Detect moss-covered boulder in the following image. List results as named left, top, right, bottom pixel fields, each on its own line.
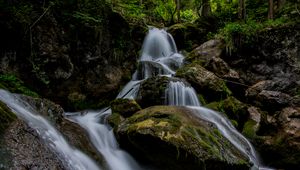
left=112, top=106, right=250, bottom=170
left=110, top=98, right=141, bottom=117
left=205, top=96, right=249, bottom=130
left=176, top=63, right=231, bottom=102
left=136, top=76, right=171, bottom=108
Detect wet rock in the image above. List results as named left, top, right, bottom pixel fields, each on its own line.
left=206, top=56, right=240, bottom=80
left=176, top=63, right=231, bottom=102
left=186, top=39, right=225, bottom=64
left=17, top=95, right=102, bottom=164
left=205, top=96, right=248, bottom=130
left=257, top=90, right=291, bottom=108
left=111, top=98, right=141, bottom=118
left=113, top=106, right=250, bottom=170
left=246, top=81, right=293, bottom=111
left=3, top=120, right=65, bottom=169
left=254, top=107, right=300, bottom=169
left=242, top=107, right=263, bottom=139
left=136, top=76, right=172, bottom=108
left=0, top=101, right=17, bottom=135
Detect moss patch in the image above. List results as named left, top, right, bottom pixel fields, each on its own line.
left=110, top=98, right=141, bottom=117
left=0, top=74, right=38, bottom=97
left=242, top=120, right=257, bottom=139
left=0, top=101, right=17, bottom=135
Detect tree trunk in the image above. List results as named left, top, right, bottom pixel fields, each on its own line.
left=176, top=0, right=180, bottom=22
left=268, top=0, right=274, bottom=19
left=201, top=0, right=211, bottom=17
left=238, top=0, right=246, bottom=20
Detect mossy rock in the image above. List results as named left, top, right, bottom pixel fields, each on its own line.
left=0, top=101, right=17, bottom=135
left=114, top=106, right=250, bottom=170
left=110, top=98, right=141, bottom=117
left=242, top=120, right=258, bottom=140
left=167, top=23, right=206, bottom=51
left=176, top=63, right=231, bottom=102
left=136, top=76, right=171, bottom=108
left=205, top=97, right=249, bottom=130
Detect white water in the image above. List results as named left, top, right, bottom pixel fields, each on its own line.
left=109, top=27, right=265, bottom=169
left=166, top=81, right=200, bottom=106
left=65, top=109, right=141, bottom=170
left=0, top=90, right=100, bottom=170
left=0, top=27, right=268, bottom=170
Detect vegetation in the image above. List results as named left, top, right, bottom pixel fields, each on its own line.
left=0, top=74, right=38, bottom=97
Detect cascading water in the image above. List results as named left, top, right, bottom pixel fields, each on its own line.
left=65, top=109, right=141, bottom=170
left=0, top=90, right=100, bottom=170
left=166, top=81, right=200, bottom=106
left=109, top=27, right=266, bottom=169
left=0, top=27, right=270, bottom=170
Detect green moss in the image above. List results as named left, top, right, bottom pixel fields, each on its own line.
left=205, top=101, right=224, bottom=112
left=198, top=94, right=207, bottom=105
left=242, top=120, right=257, bottom=139
left=230, top=119, right=238, bottom=128
left=0, top=74, right=38, bottom=97
left=110, top=98, right=141, bottom=117
left=108, top=112, right=122, bottom=128
left=0, top=101, right=17, bottom=135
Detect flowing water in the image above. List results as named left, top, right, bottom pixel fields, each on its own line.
left=0, top=27, right=269, bottom=169
left=0, top=90, right=100, bottom=170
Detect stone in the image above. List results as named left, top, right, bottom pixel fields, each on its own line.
left=242, top=107, right=262, bottom=139
left=112, top=106, right=250, bottom=170
left=136, top=76, right=174, bottom=108
left=254, top=107, right=300, bottom=169
left=186, top=39, right=225, bottom=64
left=176, top=63, right=231, bottom=102
left=110, top=98, right=141, bottom=118
left=246, top=81, right=292, bottom=111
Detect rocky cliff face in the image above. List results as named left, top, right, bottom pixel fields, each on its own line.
left=184, top=25, right=300, bottom=169
left=0, top=0, right=145, bottom=111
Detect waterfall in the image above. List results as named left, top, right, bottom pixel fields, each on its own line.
left=110, top=27, right=265, bottom=169
left=65, top=109, right=141, bottom=170
left=166, top=81, right=200, bottom=106
left=0, top=27, right=270, bottom=170
left=0, top=90, right=100, bottom=170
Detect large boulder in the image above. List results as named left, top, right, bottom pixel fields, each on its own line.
left=246, top=81, right=293, bottom=111
left=176, top=63, right=231, bottom=102
left=110, top=98, right=141, bottom=118
left=205, top=96, right=249, bottom=130
left=2, top=120, right=65, bottom=169
left=0, top=92, right=103, bottom=168
left=111, top=106, right=251, bottom=170
left=186, top=39, right=225, bottom=64
left=252, top=107, right=300, bottom=169
left=136, top=76, right=190, bottom=108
